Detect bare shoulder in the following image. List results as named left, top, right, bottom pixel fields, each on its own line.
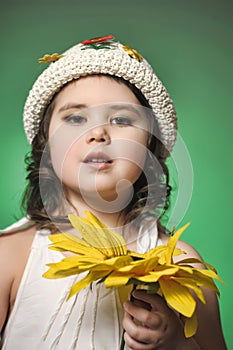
left=0, top=225, right=36, bottom=268
left=0, top=224, right=36, bottom=332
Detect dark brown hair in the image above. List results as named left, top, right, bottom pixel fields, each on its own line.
left=21, top=75, right=171, bottom=234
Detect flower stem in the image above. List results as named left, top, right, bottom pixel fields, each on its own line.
left=119, top=333, right=125, bottom=350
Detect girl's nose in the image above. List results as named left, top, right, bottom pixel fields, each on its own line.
left=86, top=126, right=111, bottom=144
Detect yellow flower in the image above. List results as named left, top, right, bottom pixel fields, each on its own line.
left=105, top=223, right=222, bottom=337
left=43, top=211, right=133, bottom=299
left=43, top=212, right=223, bottom=338
left=121, top=44, right=143, bottom=62
left=38, top=53, right=64, bottom=63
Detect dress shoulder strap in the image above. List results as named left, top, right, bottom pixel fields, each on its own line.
left=137, top=219, right=161, bottom=253
left=0, top=217, right=35, bottom=236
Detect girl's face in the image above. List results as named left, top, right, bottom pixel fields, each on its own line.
left=48, top=75, right=149, bottom=212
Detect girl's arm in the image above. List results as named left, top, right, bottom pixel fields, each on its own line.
left=0, top=227, right=35, bottom=334
left=122, top=240, right=227, bottom=350
left=0, top=235, right=15, bottom=333
left=175, top=240, right=227, bottom=350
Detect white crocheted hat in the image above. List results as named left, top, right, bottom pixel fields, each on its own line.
left=23, top=35, right=177, bottom=151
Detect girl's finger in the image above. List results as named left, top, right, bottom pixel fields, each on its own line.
left=124, top=299, right=163, bottom=330
left=123, top=311, right=161, bottom=349
left=131, top=289, right=172, bottom=315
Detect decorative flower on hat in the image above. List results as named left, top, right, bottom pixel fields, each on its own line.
left=81, top=35, right=116, bottom=50
left=38, top=53, right=64, bottom=63
left=81, top=35, right=115, bottom=45
left=121, top=44, right=143, bottom=62
left=43, top=211, right=222, bottom=340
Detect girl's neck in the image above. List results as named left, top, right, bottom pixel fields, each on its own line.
left=60, top=190, right=139, bottom=250
left=63, top=189, right=131, bottom=229
left=65, top=198, right=126, bottom=230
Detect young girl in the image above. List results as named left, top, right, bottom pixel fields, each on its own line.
left=0, top=35, right=227, bottom=350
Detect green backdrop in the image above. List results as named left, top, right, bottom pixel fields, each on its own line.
left=1, top=0, right=232, bottom=347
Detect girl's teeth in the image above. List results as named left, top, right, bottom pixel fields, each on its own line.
left=89, top=159, right=109, bottom=163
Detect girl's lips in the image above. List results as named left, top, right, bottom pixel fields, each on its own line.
left=83, top=152, right=113, bottom=170
left=84, top=161, right=113, bottom=170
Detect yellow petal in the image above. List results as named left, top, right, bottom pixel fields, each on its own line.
left=170, top=267, right=220, bottom=297
left=129, top=251, right=145, bottom=259
left=49, top=238, right=104, bottom=258
left=43, top=265, right=81, bottom=278
left=170, top=264, right=194, bottom=274
left=184, top=312, right=198, bottom=338
left=49, top=233, right=86, bottom=245
left=118, top=285, right=132, bottom=305
left=84, top=211, right=127, bottom=249
left=159, top=277, right=196, bottom=317
left=90, top=255, right=132, bottom=271
left=117, top=256, right=158, bottom=274
left=85, top=211, right=108, bottom=228
left=165, top=223, right=190, bottom=264
left=104, top=272, right=132, bottom=287
left=145, top=245, right=184, bottom=261
left=144, top=246, right=167, bottom=259
left=42, top=267, right=62, bottom=279
left=139, top=266, right=179, bottom=281
left=171, top=277, right=205, bottom=303
left=105, top=263, right=180, bottom=287
left=178, top=257, right=219, bottom=274
left=124, top=265, right=178, bottom=284
left=43, top=253, right=101, bottom=276
left=67, top=270, right=107, bottom=299
left=84, top=211, right=127, bottom=256
left=38, top=53, right=64, bottom=63
left=48, top=232, right=105, bottom=256
left=43, top=262, right=90, bottom=278
left=69, top=214, right=109, bottom=251
left=50, top=253, right=100, bottom=266
left=84, top=210, right=125, bottom=249
left=193, top=268, right=222, bottom=282
left=68, top=212, right=127, bottom=257
left=192, top=270, right=221, bottom=296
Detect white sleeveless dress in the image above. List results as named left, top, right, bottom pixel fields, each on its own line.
left=0, top=218, right=160, bottom=350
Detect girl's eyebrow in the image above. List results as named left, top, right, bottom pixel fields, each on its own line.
left=57, top=102, right=142, bottom=117
left=108, top=104, right=142, bottom=117
left=58, top=103, right=88, bottom=113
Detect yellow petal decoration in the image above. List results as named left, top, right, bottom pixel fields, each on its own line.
left=38, top=53, right=64, bottom=63
left=121, top=44, right=143, bottom=62
left=43, top=211, right=223, bottom=338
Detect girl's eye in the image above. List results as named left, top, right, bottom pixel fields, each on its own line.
left=64, top=115, right=86, bottom=124
left=111, top=116, right=133, bottom=126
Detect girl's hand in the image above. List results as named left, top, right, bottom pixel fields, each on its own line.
left=122, top=289, right=199, bottom=350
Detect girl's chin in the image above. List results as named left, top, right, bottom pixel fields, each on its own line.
left=79, top=189, right=123, bottom=203
left=66, top=186, right=133, bottom=213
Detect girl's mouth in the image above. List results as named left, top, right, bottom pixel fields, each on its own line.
left=83, top=152, right=113, bottom=169
left=84, top=158, right=112, bottom=164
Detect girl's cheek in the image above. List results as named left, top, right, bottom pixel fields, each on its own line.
left=115, top=138, right=147, bottom=169
left=49, top=139, right=77, bottom=179
left=48, top=122, right=85, bottom=176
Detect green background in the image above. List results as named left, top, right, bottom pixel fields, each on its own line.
left=0, top=0, right=232, bottom=347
